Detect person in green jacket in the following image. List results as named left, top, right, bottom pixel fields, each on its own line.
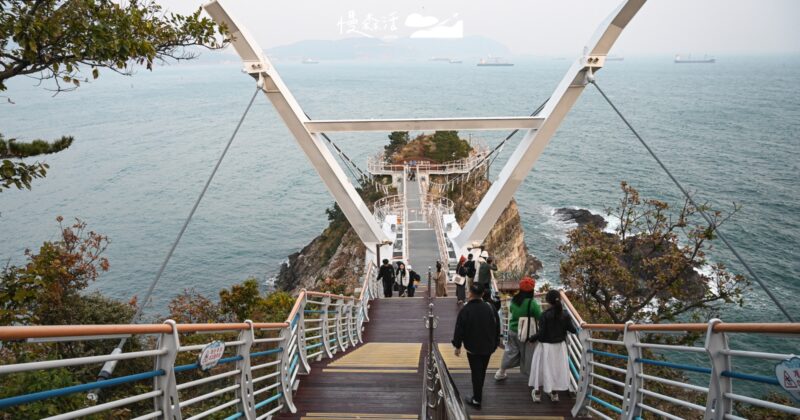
left=495, top=277, right=541, bottom=380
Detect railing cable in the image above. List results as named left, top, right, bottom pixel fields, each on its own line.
left=590, top=80, right=794, bottom=323
left=90, top=87, right=262, bottom=391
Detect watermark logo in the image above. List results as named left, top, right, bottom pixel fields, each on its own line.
left=337, top=10, right=463, bottom=39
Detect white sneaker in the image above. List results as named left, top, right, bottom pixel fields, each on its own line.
left=550, top=391, right=559, bottom=402
left=494, top=370, right=507, bottom=381
left=531, top=390, right=541, bottom=403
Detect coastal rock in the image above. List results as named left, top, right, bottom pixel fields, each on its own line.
left=555, top=208, right=607, bottom=229
left=446, top=170, right=542, bottom=276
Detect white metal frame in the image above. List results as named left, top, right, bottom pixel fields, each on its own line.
left=202, top=0, right=646, bottom=254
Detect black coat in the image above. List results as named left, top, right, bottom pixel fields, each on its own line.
left=464, top=260, right=476, bottom=278
left=531, top=307, right=577, bottom=344
left=452, top=299, right=499, bottom=355
left=377, top=264, right=395, bottom=282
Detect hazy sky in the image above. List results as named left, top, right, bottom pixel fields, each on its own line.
left=159, top=0, right=800, bottom=56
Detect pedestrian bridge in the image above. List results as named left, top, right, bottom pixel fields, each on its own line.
left=1, top=174, right=799, bottom=420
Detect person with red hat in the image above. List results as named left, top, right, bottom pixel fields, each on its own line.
left=495, top=276, right=541, bottom=381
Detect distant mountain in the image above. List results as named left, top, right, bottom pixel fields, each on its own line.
left=266, top=36, right=512, bottom=61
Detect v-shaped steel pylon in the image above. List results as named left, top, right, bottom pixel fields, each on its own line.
left=203, top=0, right=646, bottom=253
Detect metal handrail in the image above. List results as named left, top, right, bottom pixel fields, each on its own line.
left=428, top=344, right=470, bottom=420
left=0, top=252, right=386, bottom=419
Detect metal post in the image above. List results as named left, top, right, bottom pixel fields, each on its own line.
left=345, top=300, right=357, bottom=347
left=334, top=299, right=347, bottom=352
left=571, top=328, right=594, bottom=418
left=154, top=320, right=182, bottom=420
left=427, top=267, right=432, bottom=300
left=297, top=294, right=311, bottom=375
left=321, top=297, right=334, bottom=358
left=704, top=319, right=732, bottom=420
left=278, top=326, right=297, bottom=413
left=235, top=320, right=257, bottom=420
left=622, top=321, right=643, bottom=420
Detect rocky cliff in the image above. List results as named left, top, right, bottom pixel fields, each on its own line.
left=440, top=169, right=542, bottom=276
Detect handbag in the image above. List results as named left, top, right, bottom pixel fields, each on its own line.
left=453, top=274, right=466, bottom=286
left=517, top=299, right=537, bottom=341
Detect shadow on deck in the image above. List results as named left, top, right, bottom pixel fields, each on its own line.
left=276, top=297, right=580, bottom=420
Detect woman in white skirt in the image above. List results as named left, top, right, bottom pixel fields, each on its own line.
left=527, top=289, right=577, bottom=402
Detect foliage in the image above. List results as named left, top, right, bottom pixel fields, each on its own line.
left=0, top=132, right=73, bottom=192
left=168, top=288, right=221, bottom=324
left=0, top=216, right=110, bottom=325
left=560, top=182, right=748, bottom=326
left=0, top=0, right=228, bottom=92
left=426, top=130, right=470, bottom=162
left=219, top=278, right=263, bottom=321
left=384, top=131, right=409, bottom=159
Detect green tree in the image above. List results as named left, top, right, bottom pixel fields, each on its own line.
left=559, top=182, right=748, bottom=326
left=384, top=131, right=409, bottom=159
left=428, top=130, right=470, bottom=162
left=0, top=133, right=73, bottom=192
left=0, top=0, right=228, bottom=191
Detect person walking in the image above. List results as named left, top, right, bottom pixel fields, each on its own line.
left=395, top=262, right=410, bottom=297
left=452, top=284, right=500, bottom=409
left=495, top=277, right=541, bottom=380
left=407, top=265, right=420, bottom=297
left=377, top=259, right=395, bottom=298
left=464, top=253, right=477, bottom=290
left=435, top=261, right=448, bottom=297
left=528, top=290, right=577, bottom=403
left=454, top=256, right=467, bottom=304
left=476, top=252, right=497, bottom=292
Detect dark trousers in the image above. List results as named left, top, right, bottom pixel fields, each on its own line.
left=407, top=285, right=416, bottom=297
left=467, top=352, right=492, bottom=402
left=382, top=279, right=393, bottom=298
left=456, top=283, right=466, bottom=301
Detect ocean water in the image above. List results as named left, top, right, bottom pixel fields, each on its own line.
left=1, top=56, right=798, bottom=331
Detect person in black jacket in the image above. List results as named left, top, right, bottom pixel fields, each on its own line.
left=407, top=265, right=420, bottom=297
left=377, top=259, right=395, bottom=298
left=463, top=253, right=477, bottom=289
left=452, top=284, right=500, bottom=408
left=527, top=289, right=577, bottom=403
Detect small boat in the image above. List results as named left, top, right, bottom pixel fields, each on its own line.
left=448, top=59, right=462, bottom=64
left=301, top=58, right=319, bottom=64
left=674, top=54, right=715, bottom=64
left=429, top=57, right=452, bottom=62
left=477, top=56, right=514, bottom=66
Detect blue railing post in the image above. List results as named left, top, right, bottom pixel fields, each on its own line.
left=278, top=324, right=297, bottom=413
left=704, top=319, right=732, bottom=420
left=571, top=328, right=594, bottom=418
left=235, top=320, right=257, bottom=419
left=154, top=320, right=182, bottom=419
left=622, top=321, right=643, bottom=420
left=321, top=296, right=334, bottom=359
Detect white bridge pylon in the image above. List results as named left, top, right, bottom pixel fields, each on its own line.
left=203, top=0, right=646, bottom=253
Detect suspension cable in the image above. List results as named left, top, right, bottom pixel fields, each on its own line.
left=90, top=87, right=262, bottom=389
left=590, top=81, right=794, bottom=322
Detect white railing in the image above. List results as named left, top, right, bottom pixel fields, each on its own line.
left=571, top=320, right=800, bottom=420
left=0, top=265, right=382, bottom=419
left=367, top=146, right=489, bottom=176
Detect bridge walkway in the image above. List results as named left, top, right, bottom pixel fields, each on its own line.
left=275, top=177, right=578, bottom=419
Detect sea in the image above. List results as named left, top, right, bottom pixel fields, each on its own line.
left=1, top=55, right=798, bottom=343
